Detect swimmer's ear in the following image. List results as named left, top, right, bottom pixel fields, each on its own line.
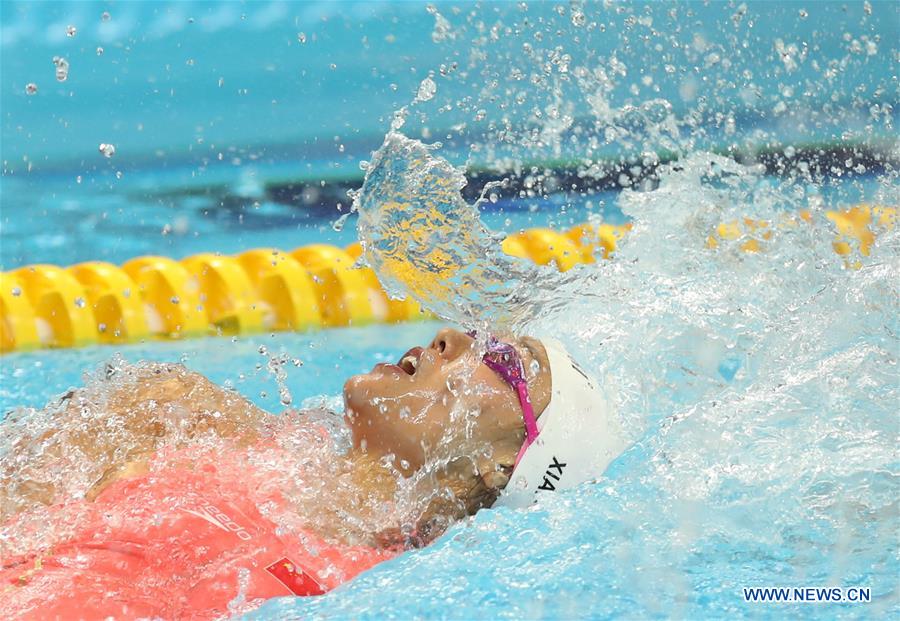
left=480, top=468, right=511, bottom=493
left=465, top=459, right=513, bottom=511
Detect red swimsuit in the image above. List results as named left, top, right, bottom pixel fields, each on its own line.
left=2, top=450, right=399, bottom=620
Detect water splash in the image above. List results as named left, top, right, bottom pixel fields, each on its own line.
left=427, top=4, right=455, bottom=43
left=354, top=131, right=576, bottom=331
left=0, top=346, right=500, bottom=563
left=52, top=56, right=69, bottom=82
left=2, top=2, right=899, bottom=618
left=415, top=76, right=437, bottom=103
left=290, top=134, right=898, bottom=618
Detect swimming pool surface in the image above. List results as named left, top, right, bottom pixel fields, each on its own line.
left=2, top=1, right=898, bottom=619
left=2, top=173, right=896, bottom=620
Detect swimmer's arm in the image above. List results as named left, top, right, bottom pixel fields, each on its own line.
left=85, top=458, right=152, bottom=501
left=79, top=365, right=271, bottom=500
left=3, top=364, right=270, bottom=517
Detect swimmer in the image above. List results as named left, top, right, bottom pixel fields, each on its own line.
left=1, top=328, right=627, bottom=619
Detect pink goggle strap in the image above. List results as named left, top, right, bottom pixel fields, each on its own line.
left=477, top=335, right=540, bottom=468
left=513, top=381, right=538, bottom=467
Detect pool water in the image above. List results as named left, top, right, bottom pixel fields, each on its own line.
left=2, top=1, right=898, bottom=620
left=0, top=169, right=617, bottom=270
left=2, top=170, right=896, bottom=620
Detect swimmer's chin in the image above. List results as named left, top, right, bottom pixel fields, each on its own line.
left=342, top=373, right=367, bottom=411
left=343, top=368, right=397, bottom=410
left=342, top=373, right=374, bottom=431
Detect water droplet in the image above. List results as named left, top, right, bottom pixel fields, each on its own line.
left=170, top=296, right=180, bottom=304
left=11, top=287, right=22, bottom=297
left=297, top=32, right=307, bottom=44
left=329, top=63, right=337, bottom=70
left=291, top=358, right=303, bottom=367
left=96, top=46, right=104, bottom=56
left=258, top=345, right=268, bottom=355
left=52, top=56, right=69, bottom=82
left=101, top=11, right=111, bottom=21
left=332, top=211, right=351, bottom=232
left=98, top=143, right=116, bottom=158
left=25, top=83, right=38, bottom=95
left=571, top=10, right=586, bottom=27
left=74, top=297, right=86, bottom=308
left=76, top=175, right=82, bottom=184
left=66, top=25, right=77, bottom=37
left=416, top=76, right=436, bottom=102
left=798, top=8, right=808, bottom=19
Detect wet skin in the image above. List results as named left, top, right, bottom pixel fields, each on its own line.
left=3, top=328, right=551, bottom=520
left=343, top=328, right=552, bottom=475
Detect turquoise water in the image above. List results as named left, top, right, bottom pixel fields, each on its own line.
left=0, top=170, right=612, bottom=269
left=2, top=168, right=897, bottom=621
left=2, top=1, right=898, bottom=620
left=2, top=1, right=895, bottom=169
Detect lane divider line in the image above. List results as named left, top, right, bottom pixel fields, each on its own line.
left=0, top=206, right=893, bottom=353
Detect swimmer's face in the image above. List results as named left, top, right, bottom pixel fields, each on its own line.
left=343, top=328, right=551, bottom=474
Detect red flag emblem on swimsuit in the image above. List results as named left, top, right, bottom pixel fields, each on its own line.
left=265, top=557, right=325, bottom=596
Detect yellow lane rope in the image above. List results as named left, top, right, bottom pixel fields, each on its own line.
left=0, top=206, right=894, bottom=353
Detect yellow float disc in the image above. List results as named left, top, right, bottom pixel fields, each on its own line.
left=122, top=256, right=207, bottom=338
left=9, top=265, right=97, bottom=348
left=504, top=228, right=582, bottom=272
left=0, top=272, right=40, bottom=352
left=236, top=249, right=322, bottom=331
left=291, top=245, right=374, bottom=327
left=180, top=253, right=265, bottom=335
left=68, top=261, right=150, bottom=344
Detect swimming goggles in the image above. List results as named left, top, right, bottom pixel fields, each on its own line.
left=468, top=331, right=539, bottom=467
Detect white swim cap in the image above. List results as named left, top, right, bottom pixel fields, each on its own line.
left=495, top=337, right=629, bottom=509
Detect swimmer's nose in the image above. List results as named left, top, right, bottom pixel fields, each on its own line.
left=429, top=328, right=473, bottom=361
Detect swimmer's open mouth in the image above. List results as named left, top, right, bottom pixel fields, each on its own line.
left=398, top=347, right=423, bottom=375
